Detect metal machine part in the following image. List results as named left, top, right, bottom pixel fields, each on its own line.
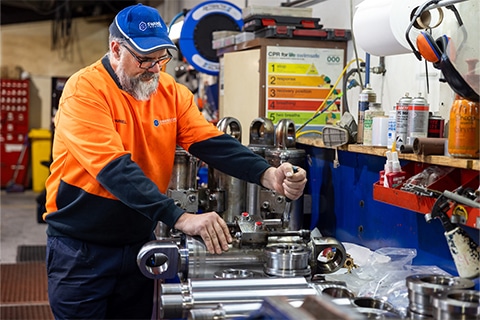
left=247, top=117, right=275, bottom=157
left=431, top=289, right=480, bottom=319
left=136, top=240, right=180, bottom=280
left=406, top=274, right=475, bottom=317
left=246, top=117, right=275, bottom=217
left=186, top=302, right=305, bottom=320
left=168, top=147, right=198, bottom=190
left=143, top=117, right=349, bottom=319
left=309, top=228, right=348, bottom=275
left=178, top=236, right=265, bottom=280
left=315, top=282, right=355, bottom=299
left=207, top=117, right=246, bottom=223
left=351, top=297, right=401, bottom=318
left=235, top=216, right=310, bottom=247
left=264, top=243, right=311, bottom=277
left=167, top=147, right=199, bottom=213
left=134, top=234, right=473, bottom=319
left=137, top=227, right=347, bottom=283
left=264, top=119, right=306, bottom=230
left=159, top=276, right=317, bottom=319
left=166, top=117, right=309, bottom=232
left=162, top=277, right=310, bottom=295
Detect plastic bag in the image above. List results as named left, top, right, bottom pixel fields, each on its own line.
left=401, top=166, right=453, bottom=189
left=325, top=244, right=450, bottom=318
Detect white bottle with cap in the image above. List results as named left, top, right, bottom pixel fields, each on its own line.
left=363, top=102, right=384, bottom=146
left=385, top=151, right=406, bottom=188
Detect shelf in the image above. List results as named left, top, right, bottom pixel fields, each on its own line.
left=297, top=136, right=480, bottom=229
left=297, top=136, right=480, bottom=171
left=372, top=164, right=479, bottom=229
left=217, top=37, right=348, bottom=56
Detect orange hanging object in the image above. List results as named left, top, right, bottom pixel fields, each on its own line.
left=448, top=97, right=479, bottom=158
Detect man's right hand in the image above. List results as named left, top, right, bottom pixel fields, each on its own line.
left=174, top=211, right=232, bottom=254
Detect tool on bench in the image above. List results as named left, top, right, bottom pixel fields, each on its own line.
left=425, top=188, right=480, bottom=279
left=282, top=165, right=298, bottom=229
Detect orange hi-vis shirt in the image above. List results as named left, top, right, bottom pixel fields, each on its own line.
left=44, top=56, right=270, bottom=245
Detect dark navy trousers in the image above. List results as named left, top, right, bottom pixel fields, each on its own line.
left=46, top=236, right=154, bottom=319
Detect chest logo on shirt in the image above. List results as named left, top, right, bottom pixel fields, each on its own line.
left=154, top=118, right=177, bottom=127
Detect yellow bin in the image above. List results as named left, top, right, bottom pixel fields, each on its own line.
left=28, top=129, right=52, bottom=192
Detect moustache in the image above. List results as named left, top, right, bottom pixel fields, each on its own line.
left=139, top=72, right=157, bottom=81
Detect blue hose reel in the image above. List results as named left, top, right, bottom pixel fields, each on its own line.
left=179, top=1, right=243, bottom=75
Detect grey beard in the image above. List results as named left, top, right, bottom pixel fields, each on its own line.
left=116, top=64, right=159, bottom=101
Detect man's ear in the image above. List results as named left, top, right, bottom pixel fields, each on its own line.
left=111, top=41, right=122, bottom=60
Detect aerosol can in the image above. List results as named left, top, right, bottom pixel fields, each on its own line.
left=357, top=85, right=376, bottom=144
left=395, top=93, right=412, bottom=150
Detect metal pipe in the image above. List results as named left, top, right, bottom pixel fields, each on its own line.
left=190, top=287, right=316, bottom=303
left=425, top=0, right=468, bottom=10
left=161, top=288, right=317, bottom=318
left=187, top=300, right=306, bottom=320
left=162, top=277, right=310, bottom=295
left=181, top=237, right=266, bottom=279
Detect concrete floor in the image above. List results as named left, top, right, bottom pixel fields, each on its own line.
left=0, top=190, right=47, bottom=264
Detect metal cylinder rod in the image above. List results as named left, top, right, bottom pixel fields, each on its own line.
left=161, top=276, right=310, bottom=295
left=190, top=276, right=309, bottom=291
left=188, top=300, right=306, bottom=320
left=189, top=287, right=317, bottom=304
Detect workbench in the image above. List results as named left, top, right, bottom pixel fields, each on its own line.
left=296, top=136, right=479, bottom=278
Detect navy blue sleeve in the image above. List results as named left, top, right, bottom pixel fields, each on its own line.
left=97, top=154, right=185, bottom=227
left=188, top=134, right=271, bottom=185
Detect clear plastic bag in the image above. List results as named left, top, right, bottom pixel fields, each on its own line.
left=325, top=244, right=451, bottom=318
left=401, top=166, right=453, bottom=189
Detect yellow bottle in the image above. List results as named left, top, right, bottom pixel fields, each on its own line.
left=447, top=97, right=479, bottom=158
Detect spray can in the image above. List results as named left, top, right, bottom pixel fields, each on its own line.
left=363, top=102, right=384, bottom=146
left=395, top=93, right=412, bottom=149
left=357, top=85, right=376, bottom=144
left=387, top=107, right=396, bottom=149
left=407, top=93, right=429, bottom=144
left=428, top=112, right=445, bottom=138
left=448, top=97, right=479, bottom=158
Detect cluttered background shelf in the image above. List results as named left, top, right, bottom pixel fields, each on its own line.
left=297, top=136, right=480, bottom=230
left=297, top=136, right=480, bottom=171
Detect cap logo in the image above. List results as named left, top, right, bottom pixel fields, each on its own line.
left=138, top=21, right=163, bottom=32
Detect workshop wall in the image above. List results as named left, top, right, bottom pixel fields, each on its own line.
left=0, top=0, right=476, bottom=131
left=1, top=19, right=109, bottom=129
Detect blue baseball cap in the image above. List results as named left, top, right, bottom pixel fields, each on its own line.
left=109, top=4, right=177, bottom=54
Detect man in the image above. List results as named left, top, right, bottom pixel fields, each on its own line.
left=44, top=4, right=307, bottom=319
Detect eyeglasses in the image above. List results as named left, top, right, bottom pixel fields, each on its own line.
left=122, top=45, right=172, bottom=70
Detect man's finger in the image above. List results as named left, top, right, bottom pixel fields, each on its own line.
left=201, top=231, right=215, bottom=254
left=214, top=220, right=230, bottom=251
left=219, top=219, right=233, bottom=243
left=208, top=226, right=223, bottom=254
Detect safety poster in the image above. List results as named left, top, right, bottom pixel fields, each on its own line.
left=265, top=46, right=344, bottom=129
